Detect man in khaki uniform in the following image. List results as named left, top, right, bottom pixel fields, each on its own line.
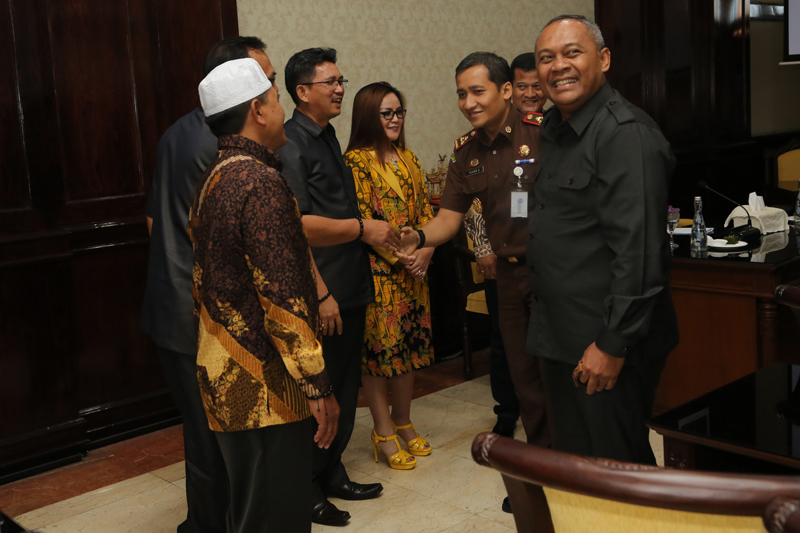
left=397, top=51, right=552, bottom=532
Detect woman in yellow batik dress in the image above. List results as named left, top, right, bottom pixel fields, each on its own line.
left=344, top=82, right=434, bottom=470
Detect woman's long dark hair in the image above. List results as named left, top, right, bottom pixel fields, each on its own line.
left=346, top=82, right=406, bottom=167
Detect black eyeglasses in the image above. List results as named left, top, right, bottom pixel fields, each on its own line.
left=302, top=78, right=348, bottom=89
left=379, top=109, right=407, bottom=120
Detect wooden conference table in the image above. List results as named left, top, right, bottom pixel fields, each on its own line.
left=656, top=229, right=800, bottom=414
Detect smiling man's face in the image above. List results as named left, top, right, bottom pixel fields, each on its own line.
left=535, top=19, right=610, bottom=120
left=456, top=65, right=511, bottom=134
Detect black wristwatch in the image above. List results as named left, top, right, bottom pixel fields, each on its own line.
left=415, top=229, right=426, bottom=249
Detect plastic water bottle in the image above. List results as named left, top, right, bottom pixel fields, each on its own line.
left=691, top=196, right=707, bottom=256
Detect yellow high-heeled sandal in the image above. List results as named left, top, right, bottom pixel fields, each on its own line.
left=370, top=430, right=416, bottom=470
left=393, top=421, right=432, bottom=456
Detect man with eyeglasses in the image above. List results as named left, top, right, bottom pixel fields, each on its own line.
left=277, top=47, right=394, bottom=527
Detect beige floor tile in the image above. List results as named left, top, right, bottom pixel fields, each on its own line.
left=441, top=514, right=515, bottom=532
left=355, top=406, right=371, bottom=420
left=368, top=450, right=506, bottom=515
left=172, top=478, right=187, bottom=490
left=401, top=393, right=499, bottom=449
left=35, top=482, right=186, bottom=533
left=435, top=378, right=496, bottom=408
left=150, top=461, right=186, bottom=483
left=15, top=473, right=169, bottom=531
left=650, top=429, right=665, bottom=467
left=314, top=474, right=474, bottom=533
left=478, top=501, right=517, bottom=529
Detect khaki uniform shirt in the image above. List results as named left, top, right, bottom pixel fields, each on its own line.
left=439, top=107, right=542, bottom=258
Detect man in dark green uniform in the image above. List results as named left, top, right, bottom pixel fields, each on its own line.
left=528, top=14, right=679, bottom=464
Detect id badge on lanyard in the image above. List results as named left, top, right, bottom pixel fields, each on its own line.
left=511, top=163, right=530, bottom=218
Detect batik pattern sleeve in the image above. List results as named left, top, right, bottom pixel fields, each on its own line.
left=240, top=175, right=330, bottom=398
left=463, top=201, right=493, bottom=258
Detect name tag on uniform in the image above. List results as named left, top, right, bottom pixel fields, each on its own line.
left=466, top=166, right=485, bottom=177
left=511, top=191, right=528, bottom=218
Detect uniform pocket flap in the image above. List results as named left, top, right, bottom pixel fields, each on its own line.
left=556, top=172, right=591, bottom=190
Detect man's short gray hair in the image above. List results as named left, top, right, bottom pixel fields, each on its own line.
left=537, top=14, right=606, bottom=53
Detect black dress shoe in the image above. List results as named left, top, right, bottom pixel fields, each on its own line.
left=311, top=500, right=351, bottom=527
left=492, top=418, right=517, bottom=438
left=327, top=481, right=384, bottom=501
left=502, top=496, right=512, bottom=514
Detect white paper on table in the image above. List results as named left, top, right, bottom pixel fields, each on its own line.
left=673, top=227, right=714, bottom=235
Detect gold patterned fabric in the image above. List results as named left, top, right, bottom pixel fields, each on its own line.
left=345, top=148, right=435, bottom=377
left=188, top=135, right=330, bottom=432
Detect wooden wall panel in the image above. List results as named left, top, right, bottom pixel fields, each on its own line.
left=0, top=0, right=239, bottom=481
left=0, top=2, right=28, bottom=211
left=48, top=0, right=143, bottom=202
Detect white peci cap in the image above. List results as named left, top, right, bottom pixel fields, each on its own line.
left=198, top=58, right=271, bottom=117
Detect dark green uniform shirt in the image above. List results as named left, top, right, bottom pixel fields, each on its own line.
left=526, top=82, right=679, bottom=364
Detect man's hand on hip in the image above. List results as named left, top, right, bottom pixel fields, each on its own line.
left=319, top=294, right=343, bottom=335
left=361, top=219, right=400, bottom=250
left=309, top=394, right=340, bottom=448
left=476, top=254, right=497, bottom=280
left=576, top=342, right=625, bottom=395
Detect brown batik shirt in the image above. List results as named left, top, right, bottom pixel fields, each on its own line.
left=188, top=134, right=330, bottom=432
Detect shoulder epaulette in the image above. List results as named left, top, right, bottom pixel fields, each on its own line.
left=522, top=112, right=543, bottom=126
left=454, top=129, right=477, bottom=151
left=607, top=100, right=635, bottom=125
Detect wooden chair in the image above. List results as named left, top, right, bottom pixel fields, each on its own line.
left=472, top=432, right=800, bottom=533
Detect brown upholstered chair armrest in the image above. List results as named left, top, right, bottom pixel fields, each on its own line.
left=472, top=432, right=800, bottom=517
left=764, top=497, right=800, bottom=533
left=775, top=284, right=800, bottom=309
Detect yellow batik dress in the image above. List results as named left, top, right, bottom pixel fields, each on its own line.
left=344, top=148, right=435, bottom=377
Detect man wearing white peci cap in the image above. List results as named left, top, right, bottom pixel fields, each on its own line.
left=188, top=57, right=340, bottom=533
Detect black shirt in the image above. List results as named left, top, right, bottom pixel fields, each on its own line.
left=277, top=109, right=373, bottom=310
left=526, top=83, right=679, bottom=364
left=142, top=108, right=217, bottom=354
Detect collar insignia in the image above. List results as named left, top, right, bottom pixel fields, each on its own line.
left=522, top=112, right=543, bottom=126
left=454, top=129, right=477, bottom=151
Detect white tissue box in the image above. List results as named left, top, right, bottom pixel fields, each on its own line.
left=724, top=206, right=788, bottom=234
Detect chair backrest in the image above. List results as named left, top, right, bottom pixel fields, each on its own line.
left=472, top=432, right=800, bottom=533
left=778, top=149, right=800, bottom=192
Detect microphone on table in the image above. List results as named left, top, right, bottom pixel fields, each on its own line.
left=697, top=181, right=762, bottom=243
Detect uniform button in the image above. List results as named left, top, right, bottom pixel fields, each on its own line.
left=524, top=175, right=529, bottom=180
left=533, top=295, right=538, bottom=303
left=610, top=101, right=616, bottom=105
left=492, top=150, right=497, bottom=155
left=567, top=178, right=573, bottom=185
left=539, top=204, right=544, bottom=209
left=548, top=172, right=553, bottom=178
left=502, top=243, right=507, bottom=248
left=528, top=233, right=533, bottom=241
left=494, top=174, right=498, bottom=179
left=497, top=199, right=502, bottom=204
left=472, top=186, right=476, bottom=191
left=529, top=266, right=534, bottom=273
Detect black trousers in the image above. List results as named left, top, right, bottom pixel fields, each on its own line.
left=541, top=350, right=669, bottom=465
left=157, top=347, right=228, bottom=533
left=216, top=418, right=314, bottom=533
left=484, top=280, right=520, bottom=422
left=312, top=305, right=365, bottom=503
